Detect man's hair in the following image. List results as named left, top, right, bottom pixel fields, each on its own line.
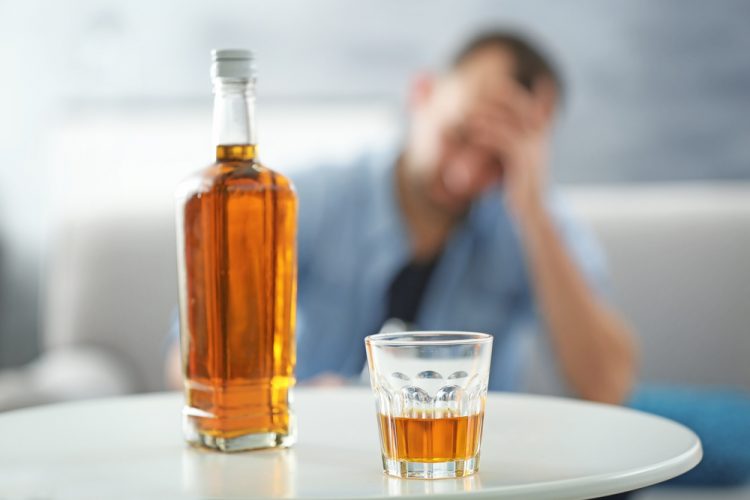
left=452, top=30, right=565, bottom=100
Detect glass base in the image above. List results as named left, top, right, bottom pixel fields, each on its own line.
left=382, top=455, right=479, bottom=479
left=183, top=416, right=296, bottom=452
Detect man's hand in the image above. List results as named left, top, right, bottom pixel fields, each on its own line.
left=466, top=76, right=556, bottom=219
left=300, top=373, right=348, bottom=387
left=165, top=340, right=182, bottom=390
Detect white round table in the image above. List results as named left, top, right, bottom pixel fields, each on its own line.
left=0, top=388, right=700, bottom=499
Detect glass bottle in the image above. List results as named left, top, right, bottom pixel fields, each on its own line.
left=175, top=49, right=297, bottom=451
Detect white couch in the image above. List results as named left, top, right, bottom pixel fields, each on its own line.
left=523, top=183, right=750, bottom=398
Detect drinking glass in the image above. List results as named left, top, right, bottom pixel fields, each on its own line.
left=365, top=331, right=493, bottom=479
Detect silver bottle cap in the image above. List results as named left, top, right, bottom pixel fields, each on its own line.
left=211, top=49, right=255, bottom=80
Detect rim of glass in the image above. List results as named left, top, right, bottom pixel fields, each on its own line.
left=365, top=331, right=492, bottom=346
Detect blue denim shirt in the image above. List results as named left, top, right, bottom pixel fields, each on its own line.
left=291, top=148, right=607, bottom=390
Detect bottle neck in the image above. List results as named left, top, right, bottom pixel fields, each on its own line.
left=212, top=78, right=257, bottom=161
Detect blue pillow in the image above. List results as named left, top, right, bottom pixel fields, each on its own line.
left=628, top=384, right=750, bottom=487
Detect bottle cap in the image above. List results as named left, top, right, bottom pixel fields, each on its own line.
left=211, top=49, right=255, bottom=80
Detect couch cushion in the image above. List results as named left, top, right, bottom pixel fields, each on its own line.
left=566, top=183, right=750, bottom=388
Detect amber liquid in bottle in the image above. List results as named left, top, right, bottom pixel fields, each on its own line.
left=177, top=144, right=297, bottom=450
left=378, top=412, right=484, bottom=462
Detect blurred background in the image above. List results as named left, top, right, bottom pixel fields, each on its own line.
left=0, top=0, right=749, bottom=494
left=0, top=0, right=750, bottom=448
left=0, top=0, right=750, bottom=394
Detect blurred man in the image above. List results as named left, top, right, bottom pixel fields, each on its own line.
left=168, top=31, right=637, bottom=404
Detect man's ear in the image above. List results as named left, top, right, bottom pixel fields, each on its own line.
left=408, top=72, right=437, bottom=112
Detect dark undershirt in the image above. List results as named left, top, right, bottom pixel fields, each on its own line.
left=385, top=255, right=441, bottom=326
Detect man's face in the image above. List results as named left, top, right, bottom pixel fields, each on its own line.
left=405, top=47, right=553, bottom=216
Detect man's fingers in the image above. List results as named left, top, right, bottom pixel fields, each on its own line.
left=470, top=102, right=524, bottom=134
left=478, top=76, right=554, bottom=134
left=469, top=88, right=537, bottom=136
left=465, top=116, right=516, bottom=161
left=467, top=113, right=520, bottom=147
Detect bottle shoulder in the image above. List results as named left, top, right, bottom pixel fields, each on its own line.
left=176, top=160, right=296, bottom=198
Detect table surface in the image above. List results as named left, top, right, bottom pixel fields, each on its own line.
left=0, top=388, right=701, bottom=499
